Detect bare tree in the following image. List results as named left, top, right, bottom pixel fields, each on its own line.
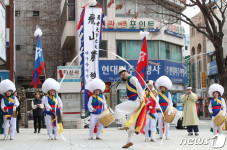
left=115, top=0, right=227, bottom=99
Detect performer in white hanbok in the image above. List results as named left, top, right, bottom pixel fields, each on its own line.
left=88, top=78, right=107, bottom=140
left=0, top=79, right=19, bottom=140
left=42, top=78, right=63, bottom=140
left=144, top=80, right=158, bottom=142
left=155, top=76, right=173, bottom=140
left=208, top=84, right=226, bottom=135
left=114, top=67, right=145, bottom=148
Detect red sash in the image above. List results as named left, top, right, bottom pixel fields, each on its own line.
left=93, top=106, right=102, bottom=109
left=213, top=106, right=221, bottom=109
left=159, top=103, right=168, bottom=106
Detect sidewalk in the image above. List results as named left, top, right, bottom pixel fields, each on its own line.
left=1, top=126, right=226, bottom=150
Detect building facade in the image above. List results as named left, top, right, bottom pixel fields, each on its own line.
left=14, top=0, right=64, bottom=127
left=60, top=0, right=188, bottom=126
left=0, top=0, right=15, bottom=81
left=190, top=12, right=209, bottom=118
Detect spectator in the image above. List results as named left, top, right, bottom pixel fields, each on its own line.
left=14, top=91, right=21, bottom=133
left=32, top=92, right=44, bottom=133
left=180, top=87, right=199, bottom=136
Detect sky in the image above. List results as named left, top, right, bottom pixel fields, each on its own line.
left=182, top=3, right=201, bottom=34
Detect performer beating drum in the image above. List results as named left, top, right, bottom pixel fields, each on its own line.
left=155, top=76, right=173, bottom=140
left=208, top=84, right=226, bottom=135
left=42, top=78, right=63, bottom=140
left=0, top=79, right=19, bottom=140
left=88, top=78, right=107, bottom=140
left=144, top=80, right=158, bottom=142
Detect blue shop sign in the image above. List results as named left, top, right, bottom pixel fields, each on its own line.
left=99, top=60, right=188, bottom=83
left=0, top=71, right=9, bottom=80
left=208, top=60, right=218, bottom=76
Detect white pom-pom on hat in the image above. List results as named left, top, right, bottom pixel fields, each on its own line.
left=139, top=31, right=149, bottom=39
left=88, top=78, right=106, bottom=93
left=208, top=83, right=224, bottom=97
left=34, top=27, right=43, bottom=37
left=89, top=0, right=97, bottom=6
left=0, top=79, right=16, bottom=95
left=155, top=76, right=172, bottom=90
left=42, top=78, right=60, bottom=94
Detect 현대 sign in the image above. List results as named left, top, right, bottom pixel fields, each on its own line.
left=99, top=60, right=188, bottom=83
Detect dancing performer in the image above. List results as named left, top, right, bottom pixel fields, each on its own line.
left=114, top=67, right=145, bottom=148
left=144, top=80, right=158, bottom=142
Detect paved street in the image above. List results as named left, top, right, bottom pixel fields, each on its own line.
left=1, top=120, right=227, bottom=150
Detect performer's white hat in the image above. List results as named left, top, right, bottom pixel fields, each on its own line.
left=155, top=76, right=172, bottom=90
left=208, top=83, right=224, bottom=97
left=88, top=78, right=106, bottom=93
left=42, top=78, right=60, bottom=94
left=118, top=67, right=127, bottom=74
left=186, top=87, right=192, bottom=90
left=0, top=79, right=16, bottom=95
left=147, top=80, right=154, bottom=86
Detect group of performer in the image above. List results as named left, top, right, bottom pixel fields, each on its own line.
left=0, top=67, right=226, bottom=147
left=0, top=78, right=63, bottom=140
left=88, top=67, right=227, bottom=148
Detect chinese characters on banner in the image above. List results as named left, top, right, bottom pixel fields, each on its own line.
left=84, top=7, right=102, bottom=88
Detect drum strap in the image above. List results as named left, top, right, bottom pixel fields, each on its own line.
left=158, top=92, right=169, bottom=103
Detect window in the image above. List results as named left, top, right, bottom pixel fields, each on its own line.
left=185, top=46, right=188, bottom=50
left=191, top=47, right=195, bottom=55
left=16, top=45, right=21, bottom=51
left=97, top=0, right=107, bottom=15
left=15, top=11, right=20, bottom=17
left=160, top=41, right=182, bottom=62
left=197, top=43, right=202, bottom=53
left=116, top=40, right=159, bottom=59
left=33, top=11, right=39, bottom=16
left=116, top=0, right=135, bottom=17
left=68, top=0, right=75, bottom=21
left=99, top=40, right=107, bottom=58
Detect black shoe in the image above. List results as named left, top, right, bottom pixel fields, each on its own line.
left=188, top=133, right=193, bottom=136
left=38, top=130, right=40, bottom=133
left=195, top=133, right=199, bottom=136
left=34, top=130, right=37, bottom=133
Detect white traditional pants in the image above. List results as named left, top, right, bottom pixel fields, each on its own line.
left=89, top=114, right=103, bottom=138
left=2, top=117, right=16, bottom=138
left=212, top=116, right=223, bottom=135
left=46, top=115, right=59, bottom=138
left=158, top=113, right=169, bottom=137
left=114, top=99, right=140, bottom=143
left=144, top=114, right=157, bottom=140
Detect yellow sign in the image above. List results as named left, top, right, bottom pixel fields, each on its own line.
left=201, top=72, right=207, bottom=89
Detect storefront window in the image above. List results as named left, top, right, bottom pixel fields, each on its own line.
left=160, top=41, right=182, bottom=63
left=99, top=40, right=107, bottom=58
left=116, top=40, right=159, bottom=59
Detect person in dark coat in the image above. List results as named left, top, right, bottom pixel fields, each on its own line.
left=14, top=92, right=21, bottom=133
left=32, top=92, right=44, bottom=133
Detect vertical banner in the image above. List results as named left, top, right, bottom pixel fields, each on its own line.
left=77, top=5, right=105, bottom=112
left=185, top=56, right=190, bottom=86
left=201, top=72, right=207, bottom=89
left=83, top=7, right=102, bottom=88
